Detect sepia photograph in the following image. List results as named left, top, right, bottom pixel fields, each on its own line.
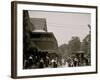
left=11, top=1, right=97, bottom=78
left=23, top=10, right=91, bottom=69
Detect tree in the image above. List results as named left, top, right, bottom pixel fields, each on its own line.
left=58, top=44, right=68, bottom=58
left=67, top=36, right=81, bottom=54
left=58, top=37, right=81, bottom=58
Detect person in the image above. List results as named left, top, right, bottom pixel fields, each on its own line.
left=70, top=58, right=74, bottom=67
left=53, top=59, right=57, bottom=68
left=24, top=59, right=29, bottom=69
left=51, top=59, right=54, bottom=68
left=65, top=61, right=68, bottom=67
left=45, top=56, right=49, bottom=67
left=82, top=57, right=89, bottom=66
left=61, top=58, right=65, bottom=66
left=74, top=57, right=78, bottom=67
left=51, top=59, right=57, bottom=68
left=39, top=58, right=44, bottom=68
left=28, top=55, right=33, bottom=67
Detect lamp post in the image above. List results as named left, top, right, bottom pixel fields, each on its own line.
left=88, top=24, right=91, bottom=34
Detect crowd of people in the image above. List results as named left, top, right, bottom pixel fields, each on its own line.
left=62, top=55, right=89, bottom=67
left=23, top=53, right=89, bottom=69
left=23, top=54, right=58, bottom=69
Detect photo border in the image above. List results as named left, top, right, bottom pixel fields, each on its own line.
left=11, top=1, right=98, bottom=78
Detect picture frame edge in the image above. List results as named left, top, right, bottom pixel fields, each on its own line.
left=11, top=1, right=98, bottom=78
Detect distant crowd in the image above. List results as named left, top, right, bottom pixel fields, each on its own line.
left=23, top=53, right=90, bottom=69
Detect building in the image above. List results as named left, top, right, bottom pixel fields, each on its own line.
left=30, top=32, right=58, bottom=53
left=29, top=17, right=59, bottom=61
left=23, top=10, right=59, bottom=69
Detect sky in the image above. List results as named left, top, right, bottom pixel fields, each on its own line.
left=29, top=10, right=91, bottom=46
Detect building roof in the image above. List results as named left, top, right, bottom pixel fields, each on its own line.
left=30, top=32, right=58, bottom=53
left=30, top=18, right=47, bottom=32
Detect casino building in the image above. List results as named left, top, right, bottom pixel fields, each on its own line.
left=23, top=10, right=59, bottom=69
left=29, top=18, right=59, bottom=60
